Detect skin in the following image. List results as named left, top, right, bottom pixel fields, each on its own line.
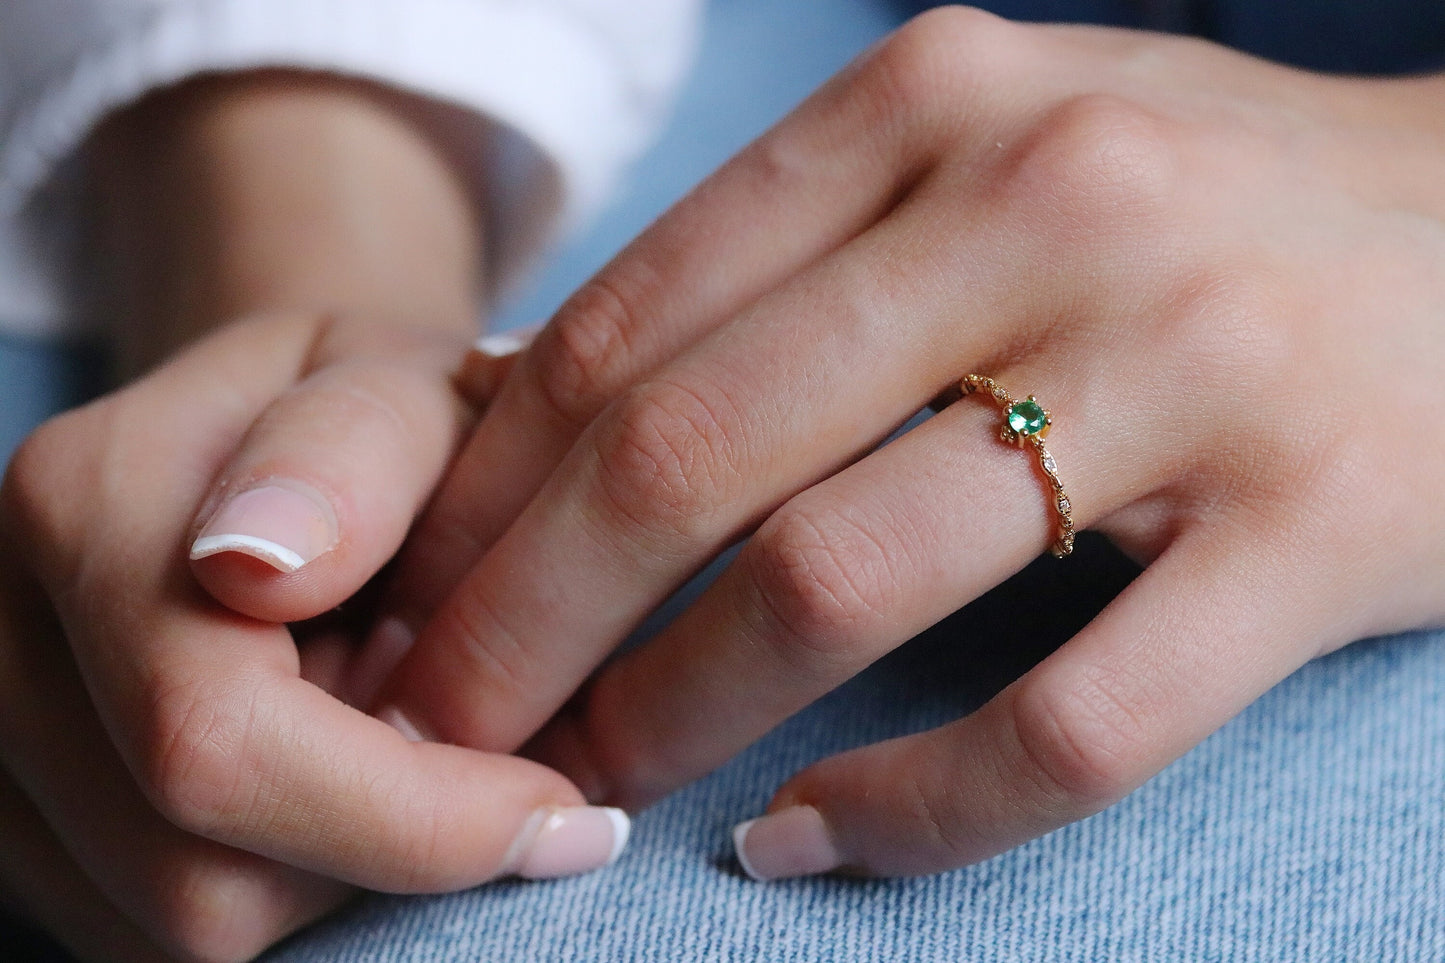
left=368, top=10, right=1445, bottom=875
left=5, top=8, right=1445, bottom=960
left=0, top=73, right=568, bottom=962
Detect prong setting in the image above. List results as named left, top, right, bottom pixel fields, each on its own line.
left=959, top=375, right=1075, bottom=557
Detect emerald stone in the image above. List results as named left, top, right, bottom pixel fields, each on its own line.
left=1007, top=399, right=1048, bottom=437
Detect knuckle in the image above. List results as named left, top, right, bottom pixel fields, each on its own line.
left=0, top=409, right=92, bottom=552
left=861, top=7, right=1016, bottom=122
left=431, top=581, right=535, bottom=713
left=142, top=679, right=254, bottom=837
left=894, top=765, right=975, bottom=866
left=1009, top=666, right=1150, bottom=810
left=1155, top=266, right=1295, bottom=407
left=909, top=3, right=1010, bottom=38
left=531, top=262, right=661, bottom=429
left=1005, top=94, right=1180, bottom=236
left=745, top=503, right=902, bottom=669
left=731, top=123, right=823, bottom=203
left=589, top=379, right=740, bottom=548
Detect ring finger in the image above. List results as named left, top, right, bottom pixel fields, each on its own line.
left=371, top=171, right=1072, bottom=749
left=523, top=357, right=1151, bottom=808
left=374, top=38, right=1018, bottom=628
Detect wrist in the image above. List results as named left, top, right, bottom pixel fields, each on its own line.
left=90, top=70, right=487, bottom=373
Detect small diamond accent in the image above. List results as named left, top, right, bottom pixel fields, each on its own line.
left=1041, top=453, right=1058, bottom=474
left=1058, top=495, right=1071, bottom=513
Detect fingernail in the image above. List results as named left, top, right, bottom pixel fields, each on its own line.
left=457, top=327, right=542, bottom=406
left=376, top=705, right=428, bottom=743
left=473, top=326, right=539, bottom=358
left=474, top=333, right=526, bottom=358
left=190, top=481, right=337, bottom=573
left=505, top=806, right=631, bottom=880
left=732, top=805, right=841, bottom=881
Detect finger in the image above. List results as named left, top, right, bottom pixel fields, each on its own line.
left=3, top=329, right=630, bottom=896
left=730, top=531, right=1325, bottom=879
left=380, top=79, right=1190, bottom=747
left=60, top=533, right=625, bottom=894
left=452, top=326, right=543, bottom=407
left=524, top=384, right=1123, bottom=808
left=137, top=628, right=628, bottom=889
left=188, top=316, right=477, bottom=624
left=0, top=555, right=349, bottom=961
left=381, top=36, right=980, bottom=624
left=377, top=175, right=1065, bottom=751
left=0, top=771, right=169, bottom=963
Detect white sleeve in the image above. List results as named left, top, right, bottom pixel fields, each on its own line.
left=0, top=0, right=702, bottom=337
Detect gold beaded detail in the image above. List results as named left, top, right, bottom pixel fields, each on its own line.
left=961, top=374, right=1076, bottom=558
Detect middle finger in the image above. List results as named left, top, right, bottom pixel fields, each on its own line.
left=524, top=363, right=1165, bottom=809
left=376, top=174, right=1078, bottom=750
left=378, top=37, right=994, bottom=625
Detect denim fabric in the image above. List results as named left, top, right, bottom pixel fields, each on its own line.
left=265, top=610, right=1445, bottom=961
left=0, top=333, right=104, bottom=468
left=4, top=0, right=1445, bottom=960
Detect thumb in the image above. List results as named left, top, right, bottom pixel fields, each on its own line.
left=189, top=319, right=502, bottom=624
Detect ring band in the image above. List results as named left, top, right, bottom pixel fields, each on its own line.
left=960, top=375, right=1076, bottom=558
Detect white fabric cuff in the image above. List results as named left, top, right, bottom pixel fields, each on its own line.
left=0, top=0, right=693, bottom=337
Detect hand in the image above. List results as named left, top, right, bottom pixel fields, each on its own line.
left=0, top=313, right=629, bottom=963
left=0, top=73, right=623, bottom=963
left=368, top=9, right=1445, bottom=879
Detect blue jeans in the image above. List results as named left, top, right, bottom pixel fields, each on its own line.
left=4, top=1, right=1443, bottom=959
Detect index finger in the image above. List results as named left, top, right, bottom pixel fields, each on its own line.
left=118, top=609, right=604, bottom=890
left=376, top=21, right=982, bottom=627
left=2, top=320, right=628, bottom=889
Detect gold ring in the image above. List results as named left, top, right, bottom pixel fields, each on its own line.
left=960, top=375, right=1076, bottom=558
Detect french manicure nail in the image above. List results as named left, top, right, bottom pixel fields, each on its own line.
left=506, top=806, right=631, bottom=880
left=372, top=705, right=433, bottom=740
left=733, top=805, right=842, bottom=881
left=190, top=481, right=337, bottom=573
left=376, top=705, right=428, bottom=743
left=474, top=333, right=527, bottom=358
left=473, top=329, right=537, bottom=360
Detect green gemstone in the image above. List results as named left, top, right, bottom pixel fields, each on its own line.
left=1007, top=399, right=1048, bottom=436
